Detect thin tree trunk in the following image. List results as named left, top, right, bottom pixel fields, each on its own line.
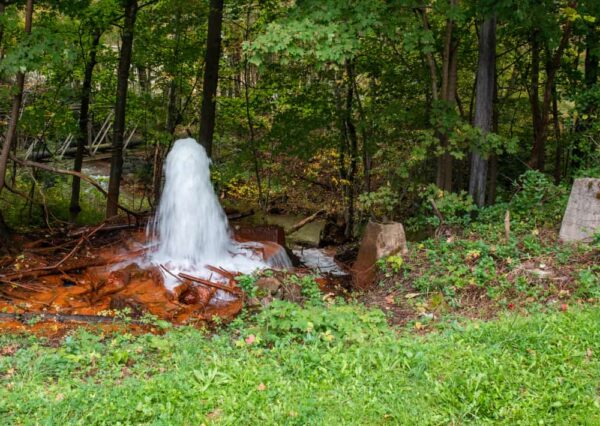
left=528, top=4, right=576, bottom=170
left=0, top=0, right=34, bottom=195
left=528, top=32, right=542, bottom=169
left=70, top=29, right=102, bottom=221
left=435, top=0, right=458, bottom=191
left=0, top=1, right=6, bottom=61
left=153, top=10, right=182, bottom=207
left=487, top=68, right=500, bottom=205
left=242, top=2, right=263, bottom=207
left=352, top=73, right=371, bottom=193
left=0, top=0, right=32, bottom=248
left=344, top=60, right=358, bottom=238
left=106, top=0, right=138, bottom=218
left=198, top=0, right=224, bottom=158
left=334, top=77, right=349, bottom=239
left=552, top=83, right=562, bottom=184
left=416, top=6, right=439, bottom=102
left=584, top=28, right=599, bottom=88
left=571, top=25, right=599, bottom=172
left=469, top=14, right=496, bottom=207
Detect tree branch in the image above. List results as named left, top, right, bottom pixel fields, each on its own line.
left=9, top=154, right=142, bottom=219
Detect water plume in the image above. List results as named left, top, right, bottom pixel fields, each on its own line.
left=148, top=138, right=290, bottom=290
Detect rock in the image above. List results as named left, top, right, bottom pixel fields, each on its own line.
left=559, top=178, right=600, bottom=242
left=255, top=276, right=282, bottom=295
left=352, top=221, right=409, bottom=289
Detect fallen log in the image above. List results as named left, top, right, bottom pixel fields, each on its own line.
left=67, top=222, right=146, bottom=237
left=0, top=311, right=146, bottom=325
left=286, top=209, right=325, bottom=235
left=9, top=154, right=142, bottom=219
left=226, top=210, right=255, bottom=221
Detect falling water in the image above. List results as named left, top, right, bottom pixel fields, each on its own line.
left=148, top=138, right=290, bottom=289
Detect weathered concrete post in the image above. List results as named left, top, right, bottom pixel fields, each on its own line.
left=352, top=221, right=408, bottom=289
left=559, top=178, right=600, bottom=242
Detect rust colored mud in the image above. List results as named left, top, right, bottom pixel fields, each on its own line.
left=0, top=226, right=290, bottom=335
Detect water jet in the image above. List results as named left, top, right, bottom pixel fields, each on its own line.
left=147, top=138, right=291, bottom=291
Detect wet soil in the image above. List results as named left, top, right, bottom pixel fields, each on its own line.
left=0, top=226, right=290, bottom=337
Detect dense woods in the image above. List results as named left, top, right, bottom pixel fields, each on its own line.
left=0, top=2, right=599, bottom=424
left=0, top=0, right=597, bottom=238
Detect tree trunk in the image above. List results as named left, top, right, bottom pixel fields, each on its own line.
left=0, top=0, right=34, bottom=196
left=469, top=14, right=496, bottom=207
left=487, top=68, right=500, bottom=205
left=584, top=27, right=599, bottom=88
left=528, top=33, right=543, bottom=169
left=198, top=0, right=224, bottom=158
left=552, top=83, right=562, bottom=184
left=0, top=1, right=6, bottom=60
left=0, top=0, right=34, bottom=250
left=528, top=5, right=575, bottom=170
left=70, top=29, right=102, bottom=222
left=435, top=0, right=459, bottom=192
left=344, top=61, right=359, bottom=239
left=152, top=10, right=183, bottom=207
left=106, top=0, right=138, bottom=218
left=571, top=25, right=599, bottom=172
left=352, top=74, right=372, bottom=193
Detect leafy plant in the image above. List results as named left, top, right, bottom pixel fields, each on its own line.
left=358, top=184, right=400, bottom=221
left=235, top=274, right=258, bottom=298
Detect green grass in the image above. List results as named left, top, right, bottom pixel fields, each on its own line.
left=1, top=303, right=599, bottom=425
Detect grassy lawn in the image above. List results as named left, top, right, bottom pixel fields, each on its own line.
left=1, top=302, right=599, bottom=425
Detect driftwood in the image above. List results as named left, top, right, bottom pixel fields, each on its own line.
left=178, top=272, right=242, bottom=296
left=9, top=154, right=141, bottom=219
left=286, top=209, right=325, bottom=235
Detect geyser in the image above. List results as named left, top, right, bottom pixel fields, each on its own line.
left=148, top=138, right=290, bottom=289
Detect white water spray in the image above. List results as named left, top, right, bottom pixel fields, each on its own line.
left=148, top=138, right=290, bottom=290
